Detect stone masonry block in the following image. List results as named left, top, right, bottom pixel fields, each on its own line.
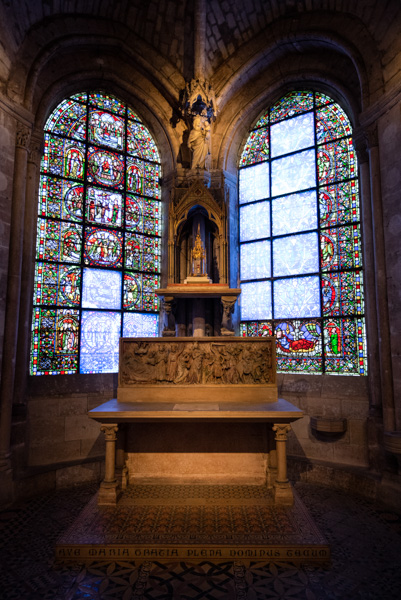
left=64, top=414, right=101, bottom=441
left=29, top=440, right=81, bottom=466
left=29, top=417, right=65, bottom=447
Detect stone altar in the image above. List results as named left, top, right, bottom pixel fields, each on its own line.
left=89, top=337, right=303, bottom=507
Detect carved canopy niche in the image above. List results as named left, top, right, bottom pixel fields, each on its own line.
left=168, top=181, right=228, bottom=284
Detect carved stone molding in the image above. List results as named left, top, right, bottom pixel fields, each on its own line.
left=16, top=123, right=31, bottom=150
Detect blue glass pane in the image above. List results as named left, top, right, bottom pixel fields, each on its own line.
left=240, top=201, right=270, bottom=242
left=241, top=281, right=272, bottom=320
left=271, top=112, right=314, bottom=158
left=273, top=233, right=319, bottom=276
left=80, top=311, right=121, bottom=373
left=240, top=241, right=271, bottom=280
left=239, top=162, right=270, bottom=204
left=123, top=313, right=159, bottom=337
left=82, top=269, right=122, bottom=309
left=273, top=276, right=321, bottom=318
left=272, top=191, right=317, bottom=236
left=271, top=149, right=316, bottom=197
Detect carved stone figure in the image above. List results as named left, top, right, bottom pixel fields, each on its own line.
left=188, top=114, right=211, bottom=169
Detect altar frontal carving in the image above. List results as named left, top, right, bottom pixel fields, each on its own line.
left=118, top=337, right=277, bottom=402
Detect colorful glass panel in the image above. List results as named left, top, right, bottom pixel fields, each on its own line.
left=317, top=137, right=356, bottom=185
left=80, top=311, right=121, bottom=373
left=45, top=99, right=87, bottom=140
left=271, top=112, right=314, bottom=158
left=319, top=180, right=359, bottom=228
left=324, top=317, right=367, bottom=375
left=86, top=187, right=122, bottom=227
left=240, top=127, right=269, bottom=166
left=125, top=195, right=161, bottom=236
left=240, top=201, right=270, bottom=242
left=126, top=157, right=160, bottom=198
left=270, top=91, right=313, bottom=123
left=89, top=110, right=125, bottom=150
left=316, top=104, right=351, bottom=144
left=239, top=90, right=366, bottom=375
left=42, top=135, right=85, bottom=180
left=39, top=176, right=83, bottom=222
left=31, top=91, right=161, bottom=375
left=89, top=92, right=125, bottom=115
left=315, top=92, right=332, bottom=106
left=83, top=227, right=123, bottom=268
left=275, top=319, right=322, bottom=372
left=30, top=308, right=79, bottom=375
left=254, top=110, right=269, bottom=129
left=87, top=146, right=124, bottom=188
left=123, top=313, right=159, bottom=337
left=320, top=225, right=362, bottom=272
left=36, top=219, right=82, bottom=263
left=34, top=263, right=81, bottom=307
left=125, top=233, right=160, bottom=273
left=240, top=321, right=273, bottom=337
left=127, top=121, right=160, bottom=162
left=272, top=191, right=317, bottom=236
left=123, top=272, right=160, bottom=312
left=322, top=270, right=364, bottom=317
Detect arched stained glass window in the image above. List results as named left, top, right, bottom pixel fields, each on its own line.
left=239, top=90, right=367, bottom=375
left=30, top=91, right=161, bottom=375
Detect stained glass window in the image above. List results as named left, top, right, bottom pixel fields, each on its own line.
left=239, top=91, right=367, bottom=375
left=30, top=91, right=161, bottom=375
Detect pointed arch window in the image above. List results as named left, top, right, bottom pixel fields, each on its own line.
left=30, top=91, right=161, bottom=375
left=239, top=91, right=367, bottom=375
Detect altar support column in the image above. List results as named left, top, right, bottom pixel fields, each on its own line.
left=273, top=424, right=293, bottom=505
left=98, top=424, right=120, bottom=506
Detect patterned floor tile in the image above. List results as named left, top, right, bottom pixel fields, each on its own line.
left=0, top=481, right=401, bottom=599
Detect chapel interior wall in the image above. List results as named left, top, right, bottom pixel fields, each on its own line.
left=0, top=1, right=401, bottom=506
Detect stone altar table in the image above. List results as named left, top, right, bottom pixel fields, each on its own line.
left=89, top=337, right=303, bottom=506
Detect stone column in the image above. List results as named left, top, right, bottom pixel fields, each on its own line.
left=98, top=424, right=120, bottom=505
left=272, top=424, right=293, bottom=505
left=0, top=122, right=31, bottom=504
left=14, top=133, right=42, bottom=408
left=194, top=0, right=206, bottom=80
left=366, top=125, right=395, bottom=431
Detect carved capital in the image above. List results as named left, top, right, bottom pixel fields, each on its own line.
left=273, top=424, right=292, bottom=441
left=100, top=424, right=118, bottom=441
left=352, top=127, right=369, bottom=164
left=28, top=135, right=43, bottom=165
left=365, top=124, right=379, bottom=149
left=16, top=123, right=31, bottom=150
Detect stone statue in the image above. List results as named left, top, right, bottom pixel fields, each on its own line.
left=188, top=114, right=211, bottom=169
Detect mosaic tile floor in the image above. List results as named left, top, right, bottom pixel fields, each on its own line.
left=0, top=481, right=401, bottom=599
